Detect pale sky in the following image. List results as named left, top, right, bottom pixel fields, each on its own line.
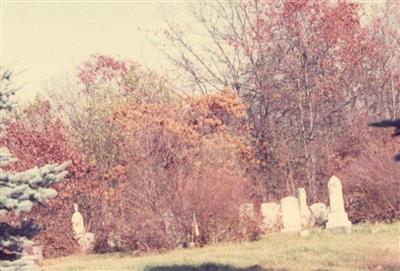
left=0, top=1, right=386, bottom=103
left=1, top=1, right=191, bottom=102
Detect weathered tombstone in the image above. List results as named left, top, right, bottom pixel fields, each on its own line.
left=81, top=232, right=95, bottom=252
left=280, top=196, right=301, bottom=233
left=32, top=246, right=43, bottom=266
left=260, top=202, right=281, bottom=232
left=72, top=204, right=85, bottom=238
left=22, top=240, right=43, bottom=266
left=326, top=176, right=352, bottom=233
left=310, top=202, right=329, bottom=227
left=71, top=203, right=95, bottom=253
left=297, top=188, right=311, bottom=228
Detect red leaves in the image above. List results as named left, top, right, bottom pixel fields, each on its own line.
left=1, top=100, right=97, bottom=257
left=336, top=116, right=400, bottom=223
left=77, top=54, right=137, bottom=91
left=2, top=103, right=88, bottom=179
left=96, top=89, right=256, bottom=250
left=283, top=0, right=309, bottom=15
left=5, top=1, right=399, bottom=257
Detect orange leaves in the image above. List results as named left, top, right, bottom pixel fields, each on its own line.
left=185, top=89, right=248, bottom=134
left=114, top=89, right=248, bottom=148
left=1, top=99, right=99, bottom=257
left=95, top=88, right=257, bottom=250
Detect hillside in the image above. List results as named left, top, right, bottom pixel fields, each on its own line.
left=43, top=223, right=400, bottom=271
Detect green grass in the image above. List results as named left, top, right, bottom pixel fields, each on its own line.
left=43, top=222, right=400, bottom=271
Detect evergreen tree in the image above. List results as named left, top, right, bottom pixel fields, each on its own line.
left=0, top=68, right=71, bottom=270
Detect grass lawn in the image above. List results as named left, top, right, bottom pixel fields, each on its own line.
left=43, top=222, right=400, bottom=271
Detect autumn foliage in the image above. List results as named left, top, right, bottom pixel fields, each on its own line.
left=0, top=101, right=97, bottom=257
left=93, top=89, right=256, bottom=252
left=337, top=116, right=400, bottom=223
left=163, top=0, right=399, bottom=204
left=2, top=0, right=399, bottom=259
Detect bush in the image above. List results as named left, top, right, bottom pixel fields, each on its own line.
left=0, top=101, right=97, bottom=257
left=89, top=90, right=257, bottom=252
left=337, top=116, right=400, bottom=223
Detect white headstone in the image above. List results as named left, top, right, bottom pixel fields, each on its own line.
left=297, top=188, right=311, bottom=227
left=326, top=176, right=351, bottom=233
left=260, top=202, right=281, bottom=232
left=71, top=203, right=95, bottom=252
left=310, top=202, right=328, bottom=227
left=71, top=204, right=85, bottom=240
left=280, top=196, right=301, bottom=233
left=22, top=239, right=43, bottom=266
left=80, top=232, right=95, bottom=253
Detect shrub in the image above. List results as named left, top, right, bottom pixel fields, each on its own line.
left=90, top=89, right=257, bottom=252
left=0, top=100, right=97, bottom=257
left=337, top=116, right=400, bottom=223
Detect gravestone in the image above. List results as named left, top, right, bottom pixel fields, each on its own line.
left=297, top=188, right=311, bottom=228
left=71, top=203, right=95, bottom=253
left=72, top=204, right=85, bottom=240
left=280, top=196, right=301, bottom=233
left=310, top=202, right=329, bottom=227
left=260, top=202, right=281, bottom=232
left=22, top=240, right=43, bottom=266
left=326, top=176, right=351, bottom=233
left=81, top=232, right=95, bottom=252
left=32, top=246, right=43, bottom=266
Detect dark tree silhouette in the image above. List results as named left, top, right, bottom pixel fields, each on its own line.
left=369, top=119, right=400, bottom=161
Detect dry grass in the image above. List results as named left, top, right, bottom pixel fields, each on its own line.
left=43, top=222, right=400, bottom=271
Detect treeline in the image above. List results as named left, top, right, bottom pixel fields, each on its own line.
left=1, top=0, right=399, bottom=257
left=161, top=0, right=399, bottom=219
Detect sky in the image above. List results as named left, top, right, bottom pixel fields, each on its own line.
left=1, top=0, right=192, bottom=102
left=0, top=1, right=386, bottom=103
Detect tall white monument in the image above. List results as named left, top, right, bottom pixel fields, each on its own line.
left=326, top=176, right=352, bottom=233
left=71, top=203, right=94, bottom=253
left=72, top=203, right=85, bottom=240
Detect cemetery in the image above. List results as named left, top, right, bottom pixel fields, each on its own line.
left=1, top=1, right=399, bottom=270
left=42, top=222, right=399, bottom=271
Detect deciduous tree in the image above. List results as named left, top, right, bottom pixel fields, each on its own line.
left=0, top=69, right=70, bottom=270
